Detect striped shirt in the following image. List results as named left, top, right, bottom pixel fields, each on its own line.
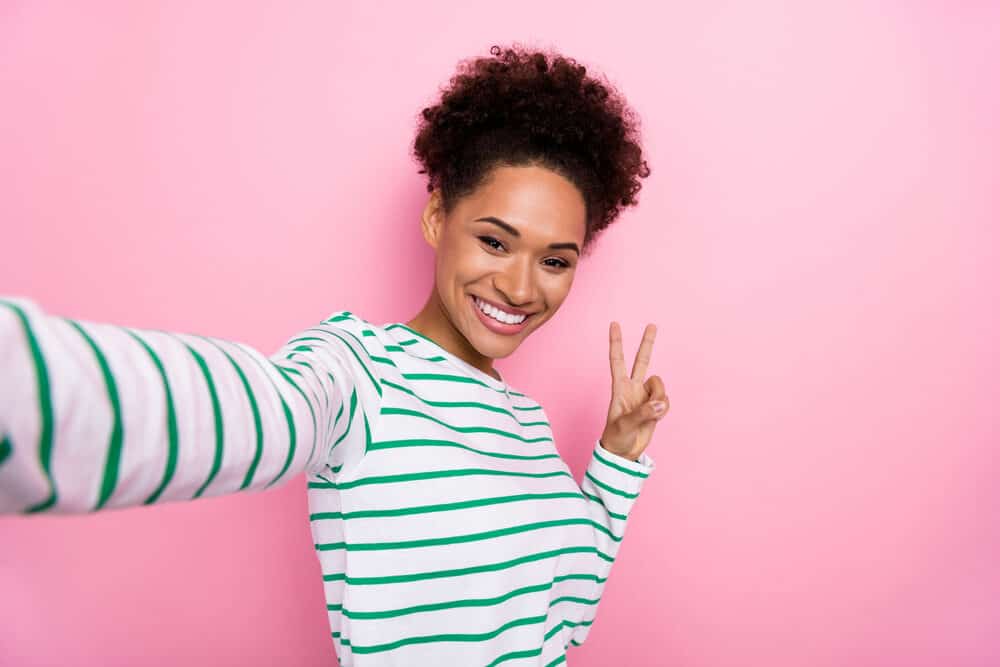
left=0, top=296, right=656, bottom=666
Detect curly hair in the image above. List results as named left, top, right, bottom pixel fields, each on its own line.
left=412, top=43, right=651, bottom=256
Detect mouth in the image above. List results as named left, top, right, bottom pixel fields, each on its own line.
left=469, top=294, right=535, bottom=336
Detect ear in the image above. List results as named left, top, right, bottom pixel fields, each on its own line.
left=420, top=189, right=446, bottom=250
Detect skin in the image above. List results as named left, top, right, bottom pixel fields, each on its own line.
left=405, top=163, right=669, bottom=461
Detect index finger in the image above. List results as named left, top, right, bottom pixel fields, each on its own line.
left=609, top=321, right=627, bottom=383
left=630, top=323, right=657, bottom=380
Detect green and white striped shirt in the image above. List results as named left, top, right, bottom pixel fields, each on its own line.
left=0, top=296, right=655, bottom=666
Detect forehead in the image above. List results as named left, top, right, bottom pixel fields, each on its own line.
left=457, top=164, right=587, bottom=243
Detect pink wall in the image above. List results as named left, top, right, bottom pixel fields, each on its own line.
left=2, top=2, right=998, bottom=665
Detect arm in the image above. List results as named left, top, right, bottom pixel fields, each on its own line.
left=568, top=439, right=655, bottom=647
left=0, top=296, right=381, bottom=514
left=568, top=320, right=668, bottom=647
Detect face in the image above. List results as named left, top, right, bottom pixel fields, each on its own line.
left=419, top=163, right=587, bottom=364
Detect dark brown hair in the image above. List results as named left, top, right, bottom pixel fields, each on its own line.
left=412, top=43, right=651, bottom=256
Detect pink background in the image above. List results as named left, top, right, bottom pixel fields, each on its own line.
left=1, top=2, right=998, bottom=665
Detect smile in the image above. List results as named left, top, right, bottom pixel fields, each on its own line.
left=474, top=296, right=527, bottom=323
left=470, top=295, right=534, bottom=335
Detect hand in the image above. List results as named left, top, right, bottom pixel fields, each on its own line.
left=599, top=321, right=670, bottom=462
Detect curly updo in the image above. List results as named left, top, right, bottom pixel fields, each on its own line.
left=412, top=43, right=650, bottom=256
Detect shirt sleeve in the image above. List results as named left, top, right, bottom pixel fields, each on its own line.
left=568, top=438, right=656, bottom=648
left=0, top=296, right=382, bottom=514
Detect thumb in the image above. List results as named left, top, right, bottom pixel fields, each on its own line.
left=622, top=396, right=668, bottom=430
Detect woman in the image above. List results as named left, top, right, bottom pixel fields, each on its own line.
left=0, top=44, right=669, bottom=665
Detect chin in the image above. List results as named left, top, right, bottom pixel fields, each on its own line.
left=483, top=342, right=520, bottom=360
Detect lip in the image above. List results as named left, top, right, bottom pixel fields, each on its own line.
left=472, top=294, right=533, bottom=316
left=470, top=294, right=533, bottom=336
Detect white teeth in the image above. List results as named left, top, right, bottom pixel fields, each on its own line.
left=474, top=296, right=526, bottom=324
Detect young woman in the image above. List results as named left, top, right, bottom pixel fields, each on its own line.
left=0, top=44, right=669, bottom=665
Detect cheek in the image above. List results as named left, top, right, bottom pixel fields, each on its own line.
left=435, top=237, right=465, bottom=273
left=541, top=273, right=574, bottom=305
left=454, top=241, right=497, bottom=277
left=435, top=241, right=482, bottom=291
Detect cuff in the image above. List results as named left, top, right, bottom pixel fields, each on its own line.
left=596, top=439, right=656, bottom=473
left=588, top=439, right=655, bottom=500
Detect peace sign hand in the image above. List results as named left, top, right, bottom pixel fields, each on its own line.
left=599, top=322, right=670, bottom=462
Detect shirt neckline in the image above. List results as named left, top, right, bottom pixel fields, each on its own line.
left=383, top=321, right=509, bottom=393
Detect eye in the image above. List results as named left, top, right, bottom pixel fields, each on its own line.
left=478, top=235, right=505, bottom=251
left=479, top=235, right=570, bottom=269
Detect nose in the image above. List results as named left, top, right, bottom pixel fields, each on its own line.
left=493, top=254, right=538, bottom=308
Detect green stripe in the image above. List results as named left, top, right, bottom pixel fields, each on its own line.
left=316, top=328, right=381, bottom=398
left=401, top=371, right=507, bottom=392
left=594, top=446, right=649, bottom=478
left=328, top=372, right=345, bottom=437
left=302, top=327, right=382, bottom=398
left=550, top=617, right=595, bottom=639
left=167, top=334, right=225, bottom=498
left=200, top=338, right=265, bottom=490
left=285, top=354, right=331, bottom=465
left=581, top=490, right=628, bottom=521
left=379, top=378, right=545, bottom=427
left=0, top=433, right=11, bottom=466
left=231, top=340, right=320, bottom=487
left=284, top=336, right=327, bottom=345
left=546, top=653, right=567, bottom=667
left=65, top=320, right=124, bottom=511
left=264, top=363, right=308, bottom=487
left=383, top=343, right=447, bottom=362
left=362, top=409, right=372, bottom=456
left=0, top=300, right=56, bottom=512
left=346, top=613, right=547, bottom=654
left=385, top=323, right=528, bottom=397
left=379, top=407, right=552, bottom=443
left=486, top=617, right=590, bottom=665
left=308, top=491, right=583, bottom=522
left=297, top=331, right=545, bottom=420
left=314, top=517, right=620, bottom=552
left=331, top=387, right=357, bottom=450
left=366, top=438, right=560, bottom=462
left=308, top=466, right=572, bottom=491
left=296, top=336, right=447, bottom=368
left=340, top=614, right=586, bottom=661
left=336, top=545, right=612, bottom=585
left=291, top=359, right=336, bottom=446
left=368, top=353, right=396, bottom=367
left=340, top=572, right=599, bottom=620
left=486, top=648, right=542, bottom=666
left=584, top=470, right=638, bottom=499
left=123, top=329, right=179, bottom=505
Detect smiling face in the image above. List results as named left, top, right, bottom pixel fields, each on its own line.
left=409, top=163, right=587, bottom=376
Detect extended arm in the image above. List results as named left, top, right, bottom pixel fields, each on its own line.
left=0, top=297, right=378, bottom=514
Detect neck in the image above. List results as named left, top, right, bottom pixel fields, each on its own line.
left=405, top=292, right=500, bottom=381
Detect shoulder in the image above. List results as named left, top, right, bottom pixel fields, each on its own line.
left=318, top=310, right=381, bottom=341
left=275, top=309, right=388, bottom=369
left=304, top=309, right=391, bottom=361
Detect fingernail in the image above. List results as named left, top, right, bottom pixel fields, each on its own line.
left=651, top=401, right=666, bottom=414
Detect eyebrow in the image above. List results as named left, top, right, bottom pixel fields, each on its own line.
left=472, top=216, right=580, bottom=256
